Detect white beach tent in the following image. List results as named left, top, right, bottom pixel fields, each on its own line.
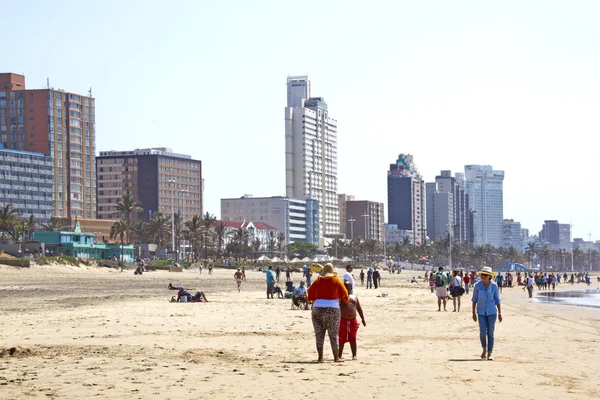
left=291, top=258, right=302, bottom=263
left=257, top=255, right=271, bottom=262
left=328, top=256, right=339, bottom=261
left=340, top=256, right=353, bottom=262
left=301, top=257, right=312, bottom=262
left=270, top=256, right=283, bottom=263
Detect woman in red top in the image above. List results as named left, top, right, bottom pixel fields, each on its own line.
left=307, top=263, right=349, bottom=362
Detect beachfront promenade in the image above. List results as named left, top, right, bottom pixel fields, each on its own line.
left=1, top=264, right=599, bottom=399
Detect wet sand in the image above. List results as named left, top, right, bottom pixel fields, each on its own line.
left=1, top=264, right=599, bottom=399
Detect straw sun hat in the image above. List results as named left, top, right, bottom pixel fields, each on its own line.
left=320, top=263, right=337, bottom=277
left=478, top=266, right=495, bottom=277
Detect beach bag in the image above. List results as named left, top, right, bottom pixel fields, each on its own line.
left=435, top=273, right=444, bottom=287
left=452, top=286, right=465, bottom=297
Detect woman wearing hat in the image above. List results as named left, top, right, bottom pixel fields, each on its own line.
left=307, top=263, right=349, bottom=362
left=471, top=266, right=502, bottom=361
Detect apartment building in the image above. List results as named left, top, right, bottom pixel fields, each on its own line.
left=0, top=73, right=96, bottom=218
left=96, top=148, right=202, bottom=221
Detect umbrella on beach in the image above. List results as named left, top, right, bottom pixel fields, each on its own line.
left=271, top=256, right=282, bottom=263
left=256, top=255, right=271, bottom=262
left=301, top=257, right=311, bottom=262
left=308, top=263, right=324, bottom=273
left=290, top=258, right=302, bottom=263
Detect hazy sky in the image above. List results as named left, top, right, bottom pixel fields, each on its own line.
left=4, top=1, right=599, bottom=240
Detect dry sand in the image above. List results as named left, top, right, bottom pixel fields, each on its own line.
left=1, top=264, right=599, bottom=400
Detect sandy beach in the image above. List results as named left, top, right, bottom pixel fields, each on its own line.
left=1, top=264, right=599, bottom=400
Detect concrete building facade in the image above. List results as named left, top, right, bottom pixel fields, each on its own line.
left=344, top=200, right=385, bottom=241
left=220, top=195, right=319, bottom=246
left=338, top=194, right=355, bottom=238
left=387, top=154, right=426, bottom=244
left=96, top=148, right=202, bottom=222
left=503, top=219, right=522, bottom=249
left=0, top=73, right=96, bottom=219
left=539, top=220, right=572, bottom=251
left=285, top=76, right=339, bottom=245
left=464, top=165, right=504, bottom=247
left=0, top=144, right=54, bottom=222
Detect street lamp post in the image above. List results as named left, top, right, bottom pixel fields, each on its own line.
left=362, top=214, right=368, bottom=239
left=348, top=217, right=356, bottom=239
left=170, top=179, right=175, bottom=259
left=180, top=190, right=188, bottom=262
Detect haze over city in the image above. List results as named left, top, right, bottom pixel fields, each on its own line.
left=3, top=0, right=599, bottom=239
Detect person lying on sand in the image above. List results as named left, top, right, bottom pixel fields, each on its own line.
left=170, top=292, right=209, bottom=303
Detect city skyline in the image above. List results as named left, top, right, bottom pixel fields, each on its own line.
left=3, top=1, right=599, bottom=240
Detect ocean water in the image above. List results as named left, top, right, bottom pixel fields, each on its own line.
left=536, top=289, right=600, bottom=309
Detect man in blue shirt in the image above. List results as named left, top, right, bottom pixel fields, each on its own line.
left=263, top=266, right=276, bottom=299
left=294, top=280, right=308, bottom=310
left=471, top=267, right=503, bottom=361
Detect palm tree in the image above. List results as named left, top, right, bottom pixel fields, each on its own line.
left=213, top=221, right=228, bottom=258
left=200, top=212, right=216, bottom=259
left=110, top=219, right=130, bottom=270
left=230, top=228, right=249, bottom=259
left=276, top=232, right=285, bottom=255
left=116, top=194, right=143, bottom=223
left=146, top=212, right=171, bottom=249
left=7, top=221, right=26, bottom=243
left=184, top=214, right=203, bottom=260
left=251, top=237, right=262, bottom=258
left=362, top=239, right=382, bottom=260
left=129, top=220, right=147, bottom=243
left=23, top=215, right=37, bottom=241
left=573, top=246, right=584, bottom=270
left=0, top=203, right=19, bottom=239
left=525, top=242, right=537, bottom=267
left=539, top=246, right=552, bottom=269
left=41, top=216, right=63, bottom=232
left=267, top=231, right=277, bottom=257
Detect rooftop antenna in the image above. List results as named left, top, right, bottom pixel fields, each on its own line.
left=47, top=78, right=50, bottom=89
left=88, top=87, right=92, bottom=97
left=588, top=231, right=592, bottom=242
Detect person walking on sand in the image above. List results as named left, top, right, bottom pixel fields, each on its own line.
left=463, top=273, right=470, bottom=295
left=263, top=266, right=276, bottom=299
left=307, top=263, right=349, bottom=363
left=524, top=273, right=534, bottom=298
left=199, top=263, right=203, bottom=274
left=234, top=269, right=243, bottom=293
left=450, top=270, right=464, bottom=312
left=434, top=267, right=448, bottom=311
left=366, top=268, right=373, bottom=289
left=373, top=268, right=380, bottom=289
left=242, top=267, right=246, bottom=281
left=359, top=269, right=365, bottom=287
left=472, top=266, right=502, bottom=361
left=343, top=265, right=355, bottom=294
left=339, top=280, right=366, bottom=360
left=496, top=273, right=504, bottom=294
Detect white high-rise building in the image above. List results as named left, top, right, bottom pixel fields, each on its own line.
left=285, top=76, right=339, bottom=246
left=464, top=165, right=504, bottom=247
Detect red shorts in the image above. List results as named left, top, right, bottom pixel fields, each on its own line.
left=338, top=317, right=360, bottom=344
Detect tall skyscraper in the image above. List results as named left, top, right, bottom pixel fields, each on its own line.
left=0, top=73, right=96, bottom=219
left=426, top=170, right=469, bottom=243
left=538, top=220, right=572, bottom=251
left=96, top=148, right=202, bottom=222
left=285, top=76, right=339, bottom=246
left=464, top=165, right=504, bottom=247
left=503, top=219, right=522, bottom=249
left=387, top=154, right=426, bottom=244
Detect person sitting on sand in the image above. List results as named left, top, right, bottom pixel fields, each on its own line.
left=338, top=280, right=366, bottom=360
left=273, top=284, right=284, bottom=299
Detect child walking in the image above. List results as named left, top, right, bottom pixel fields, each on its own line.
left=339, top=280, right=366, bottom=360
